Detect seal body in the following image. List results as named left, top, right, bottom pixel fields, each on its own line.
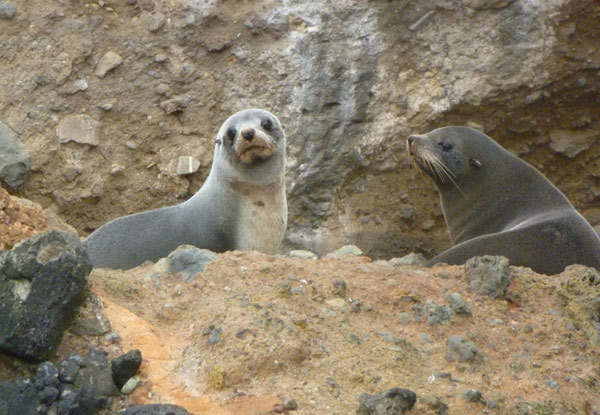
left=407, top=126, right=600, bottom=275
left=86, top=109, right=287, bottom=269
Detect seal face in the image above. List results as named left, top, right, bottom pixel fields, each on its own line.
left=86, top=108, right=287, bottom=270
left=407, top=126, right=600, bottom=275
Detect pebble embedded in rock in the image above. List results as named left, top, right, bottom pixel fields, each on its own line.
left=465, top=255, right=510, bottom=298
left=445, top=292, right=472, bottom=315
left=56, top=114, right=101, bottom=146
left=145, top=12, right=166, bottom=32
left=356, top=387, right=417, bottom=415
left=0, top=1, right=16, bottom=19
left=160, top=94, right=191, bottom=114
left=0, top=120, right=30, bottom=189
left=549, top=129, right=600, bottom=159
left=421, top=300, right=454, bottom=325
left=165, top=245, right=218, bottom=281
left=176, top=156, right=200, bottom=175
left=462, top=389, right=482, bottom=402
left=95, top=51, right=123, bottom=78
left=325, top=244, right=363, bottom=259
left=288, top=249, right=318, bottom=259
left=445, top=335, right=479, bottom=363
left=388, top=252, right=427, bottom=266
left=111, top=349, right=143, bottom=389
left=332, top=279, right=347, bottom=297
left=121, top=375, right=141, bottom=394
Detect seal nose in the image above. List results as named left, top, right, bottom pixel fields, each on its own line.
left=407, top=135, right=418, bottom=145
left=242, top=128, right=255, bottom=141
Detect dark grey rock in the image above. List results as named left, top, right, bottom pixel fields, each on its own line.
left=332, top=280, right=347, bottom=297
left=462, top=389, right=482, bottom=402
left=111, top=349, right=143, bottom=389
left=0, top=120, right=30, bottom=189
left=445, top=292, right=472, bottom=315
left=356, top=387, right=416, bottom=415
left=166, top=246, right=218, bottom=281
left=465, top=256, right=511, bottom=298
left=35, top=362, right=60, bottom=389
left=74, top=349, right=120, bottom=413
left=0, top=2, right=16, bottom=19
left=420, top=396, right=449, bottom=415
left=0, top=231, right=91, bottom=362
left=0, top=379, right=40, bottom=415
left=59, top=358, right=81, bottom=383
left=121, top=404, right=193, bottom=415
left=445, top=335, right=480, bottom=363
left=422, top=300, right=454, bottom=325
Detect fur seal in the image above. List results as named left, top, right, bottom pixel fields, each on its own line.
left=86, top=108, right=287, bottom=269
left=407, top=126, right=600, bottom=275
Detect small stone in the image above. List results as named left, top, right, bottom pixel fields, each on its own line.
left=422, top=300, right=454, bottom=325
left=397, top=204, right=417, bottom=221
left=100, top=102, right=113, bottom=111
left=56, top=114, right=101, bottom=146
left=332, top=280, right=347, bottom=297
left=59, top=358, right=80, bottom=383
left=145, top=12, right=166, bottom=32
left=420, top=396, right=449, bottom=415
left=421, top=219, right=435, bottom=231
left=0, top=1, right=16, bottom=20
left=388, top=253, right=427, bottom=267
left=110, top=164, right=125, bottom=175
left=288, top=249, right=318, bottom=259
left=176, top=156, right=200, bottom=175
left=396, top=312, right=411, bottom=325
left=463, top=0, right=514, bottom=9
left=160, top=94, right=191, bottom=114
left=325, top=245, right=363, bottom=259
left=154, top=54, right=168, bottom=63
left=465, top=255, right=510, bottom=298
left=120, top=375, right=141, bottom=394
left=121, top=404, right=193, bottom=415
left=445, top=292, right=472, bottom=315
left=0, top=120, right=30, bottom=189
left=356, top=387, right=417, bottom=415
left=185, top=14, right=196, bottom=26
left=95, top=51, right=123, bottom=78
left=70, top=315, right=111, bottom=336
left=206, top=327, right=222, bottom=346
left=462, top=389, right=482, bottom=402
left=166, top=246, right=218, bottom=281
left=283, top=398, right=298, bottom=410
left=445, top=335, right=479, bottom=363
left=111, top=349, right=143, bottom=389
left=549, top=129, right=600, bottom=158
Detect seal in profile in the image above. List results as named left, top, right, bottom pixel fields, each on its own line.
left=86, top=108, right=287, bottom=269
left=407, top=126, right=600, bottom=275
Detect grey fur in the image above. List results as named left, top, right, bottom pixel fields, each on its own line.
left=407, top=126, right=600, bottom=275
left=86, top=109, right=287, bottom=269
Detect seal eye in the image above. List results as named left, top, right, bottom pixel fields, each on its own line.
left=261, top=118, right=273, bottom=132
left=439, top=141, right=453, bottom=152
left=225, top=127, right=237, bottom=144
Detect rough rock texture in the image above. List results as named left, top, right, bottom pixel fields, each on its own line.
left=0, top=231, right=91, bottom=361
left=111, top=349, right=143, bottom=390
left=465, top=255, right=511, bottom=298
left=356, top=387, right=417, bottom=415
left=0, top=350, right=120, bottom=415
left=1, top=0, right=598, bottom=261
left=86, top=251, right=600, bottom=414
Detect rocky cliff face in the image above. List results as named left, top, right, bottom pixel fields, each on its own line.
left=1, top=0, right=599, bottom=258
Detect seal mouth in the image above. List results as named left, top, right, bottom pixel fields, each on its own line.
left=237, top=145, right=275, bottom=164
left=406, top=136, right=455, bottom=184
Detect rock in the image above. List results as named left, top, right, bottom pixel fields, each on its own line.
left=462, top=0, right=515, bottom=9
left=95, top=51, right=123, bottom=78
left=388, top=253, right=427, bottom=267
left=288, top=249, right=318, bottom=259
left=0, top=120, right=30, bottom=189
left=397, top=204, right=417, bottom=221
left=176, top=156, right=200, bottom=175
left=120, top=375, right=141, bottom=394
left=356, top=387, right=417, bottom=415
left=121, top=404, right=193, bottom=415
left=420, top=396, right=449, bottom=415
left=465, top=256, right=510, bottom=298
left=332, top=279, right=347, bottom=297
left=462, top=389, right=482, bottom=402
left=0, top=350, right=117, bottom=415
left=549, top=129, right=600, bottom=158
left=160, top=94, right=191, bottom=114
left=166, top=246, right=218, bottom=282
left=0, top=1, right=16, bottom=19
left=325, top=245, right=364, bottom=259
left=0, top=231, right=91, bottom=361
left=56, top=115, right=101, bottom=146
left=144, top=12, right=166, bottom=32
left=70, top=315, right=111, bottom=336
left=445, top=335, right=480, bottom=363
left=59, top=357, right=81, bottom=383
left=421, top=300, right=454, bottom=325
left=445, top=292, right=472, bottom=315
left=111, top=349, right=143, bottom=389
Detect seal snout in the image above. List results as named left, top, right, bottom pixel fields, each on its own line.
left=407, top=134, right=421, bottom=157
left=242, top=128, right=255, bottom=141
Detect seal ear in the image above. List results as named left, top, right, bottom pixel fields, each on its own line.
left=469, top=158, right=482, bottom=168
